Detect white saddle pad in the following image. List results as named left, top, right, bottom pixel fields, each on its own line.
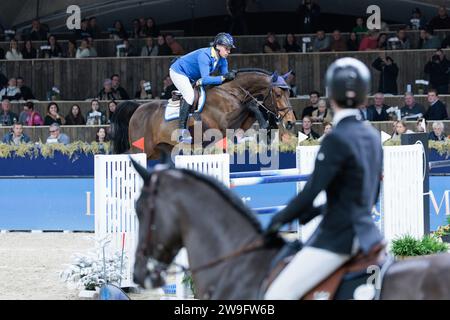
left=164, top=86, right=206, bottom=121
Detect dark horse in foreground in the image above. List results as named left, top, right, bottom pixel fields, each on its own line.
left=130, top=162, right=450, bottom=299
left=111, top=69, right=297, bottom=159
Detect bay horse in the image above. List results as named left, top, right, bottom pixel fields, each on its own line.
left=110, top=68, right=297, bottom=159
left=130, top=161, right=450, bottom=300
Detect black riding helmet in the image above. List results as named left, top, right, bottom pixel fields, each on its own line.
left=325, top=57, right=371, bottom=108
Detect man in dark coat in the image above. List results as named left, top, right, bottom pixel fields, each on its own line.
left=367, top=92, right=390, bottom=121
left=424, top=89, right=449, bottom=120
left=264, top=57, right=384, bottom=300
left=424, top=49, right=450, bottom=94
left=372, top=55, right=399, bottom=95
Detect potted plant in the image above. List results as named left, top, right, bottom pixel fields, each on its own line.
left=391, top=234, right=449, bottom=260
left=59, top=237, right=127, bottom=298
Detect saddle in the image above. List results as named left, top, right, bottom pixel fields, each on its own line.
left=261, top=241, right=387, bottom=300
left=168, top=86, right=202, bottom=111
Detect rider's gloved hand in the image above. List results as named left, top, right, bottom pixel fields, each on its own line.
left=223, top=72, right=236, bottom=82
left=262, top=221, right=283, bottom=247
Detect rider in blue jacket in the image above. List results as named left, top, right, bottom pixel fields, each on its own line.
left=169, top=33, right=237, bottom=143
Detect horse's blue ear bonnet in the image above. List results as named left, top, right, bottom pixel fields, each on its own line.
left=271, top=71, right=291, bottom=89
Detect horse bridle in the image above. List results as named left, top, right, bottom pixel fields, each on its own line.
left=138, top=170, right=265, bottom=283
left=236, top=84, right=293, bottom=124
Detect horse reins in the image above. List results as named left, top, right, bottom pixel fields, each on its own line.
left=235, top=84, right=293, bottom=123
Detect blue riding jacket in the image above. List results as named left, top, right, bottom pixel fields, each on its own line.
left=170, top=47, right=229, bottom=85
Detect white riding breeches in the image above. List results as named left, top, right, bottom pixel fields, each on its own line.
left=264, top=245, right=356, bottom=300
left=169, top=68, right=195, bottom=105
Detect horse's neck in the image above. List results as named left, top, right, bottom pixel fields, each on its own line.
left=221, top=73, right=269, bottom=101
left=178, top=175, right=275, bottom=299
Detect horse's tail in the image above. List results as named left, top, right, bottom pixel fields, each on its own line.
left=110, top=100, right=141, bottom=154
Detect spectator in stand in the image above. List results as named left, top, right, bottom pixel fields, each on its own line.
left=352, top=17, right=368, bottom=34
left=42, top=35, right=63, bottom=58
left=111, top=74, right=130, bottom=99
left=0, top=99, right=18, bottom=126
left=75, top=19, right=91, bottom=39
left=29, top=19, right=48, bottom=41
left=359, top=30, right=379, bottom=51
left=131, top=19, right=141, bottom=39
left=429, top=121, right=447, bottom=141
left=46, top=123, right=70, bottom=145
left=0, top=78, right=21, bottom=100
left=300, top=115, right=320, bottom=140
left=227, top=0, right=248, bottom=35
left=96, top=127, right=109, bottom=143
left=65, top=104, right=86, bottom=125
left=18, top=101, right=43, bottom=126
left=376, top=33, right=388, bottom=50
left=2, top=123, right=30, bottom=145
left=283, top=33, right=301, bottom=52
left=391, top=120, right=414, bottom=141
left=111, top=20, right=128, bottom=40
left=156, top=35, right=172, bottom=56
left=296, top=0, right=321, bottom=34
left=329, top=30, right=347, bottom=52
left=44, top=102, right=65, bottom=125
left=424, top=49, right=450, bottom=94
left=388, top=28, right=411, bottom=50
left=16, top=77, right=35, bottom=100
left=318, top=121, right=332, bottom=141
left=143, top=17, right=160, bottom=37
left=76, top=39, right=91, bottom=58
left=87, top=17, right=102, bottom=39
left=141, top=37, right=158, bottom=56
left=66, top=39, right=77, bottom=58
left=107, top=100, right=117, bottom=124
left=372, top=54, right=399, bottom=95
left=346, top=32, right=359, bottom=51
left=312, top=30, right=330, bottom=52
left=6, top=39, right=23, bottom=60
left=138, top=18, right=147, bottom=37
left=135, top=80, right=153, bottom=99
left=301, top=91, right=320, bottom=118
left=21, top=40, right=37, bottom=59
left=98, top=79, right=121, bottom=100
left=86, top=99, right=107, bottom=125
left=401, top=92, right=426, bottom=120
left=284, top=71, right=298, bottom=97
left=263, top=32, right=281, bottom=53
left=418, top=28, right=441, bottom=49
left=160, top=74, right=176, bottom=100
left=311, top=99, right=332, bottom=123
left=424, top=89, right=449, bottom=120
left=95, top=127, right=109, bottom=153
left=409, top=8, right=427, bottom=30
left=428, top=6, right=450, bottom=30
left=165, top=34, right=185, bottom=55
left=367, top=92, right=390, bottom=121
left=358, top=103, right=374, bottom=121
left=118, top=38, right=138, bottom=57
left=87, top=37, right=98, bottom=57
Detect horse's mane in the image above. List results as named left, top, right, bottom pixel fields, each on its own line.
left=171, top=168, right=263, bottom=233
left=236, top=68, right=272, bottom=76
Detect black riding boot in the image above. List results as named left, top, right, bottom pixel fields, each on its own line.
left=178, top=100, right=192, bottom=143
left=247, top=101, right=269, bottom=130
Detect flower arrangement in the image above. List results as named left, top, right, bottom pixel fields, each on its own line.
left=59, top=237, right=127, bottom=291
left=433, top=216, right=450, bottom=242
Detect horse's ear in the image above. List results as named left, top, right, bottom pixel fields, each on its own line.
left=130, top=156, right=151, bottom=186
left=271, top=71, right=279, bottom=83
left=282, top=70, right=292, bottom=80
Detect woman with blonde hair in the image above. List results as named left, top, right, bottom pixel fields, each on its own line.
left=6, top=39, right=23, bottom=60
